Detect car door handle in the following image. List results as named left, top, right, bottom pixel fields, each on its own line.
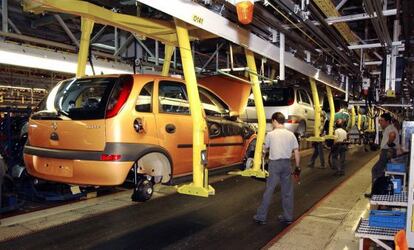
left=165, top=124, right=176, bottom=134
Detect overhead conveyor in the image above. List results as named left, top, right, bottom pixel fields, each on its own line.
left=21, top=0, right=348, bottom=194
left=136, top=0, right=346, bottom=92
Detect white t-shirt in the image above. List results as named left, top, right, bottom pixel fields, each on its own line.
left=334, top=128, right=347, bottom=142
left=264, top=128, right=299, bottom=160
left=381, top=124, right=400, bottom=149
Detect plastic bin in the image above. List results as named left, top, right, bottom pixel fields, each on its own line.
left=392, top=178, right=402, bottom=194
left=369, top=210, right=406, bottom=229
left=387, top=163, right=406, bottom=173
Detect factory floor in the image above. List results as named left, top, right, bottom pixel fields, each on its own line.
left=0, top=146, right=378, bottom=250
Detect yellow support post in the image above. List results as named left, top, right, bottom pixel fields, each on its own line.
left=357, top=106, right=362, bottom=131
left=307, top=78, right=324, bottom=142
left=231, top=49, right=267, bottom=178
left=350, top=105, right=356, bottom=129
left=174, top=19, right=214, bottom=197
left=324, top=86, right=336, bottom=140
left=76, top=17, right=94, bottom=77
left=161, top=44, right=175, bottom=76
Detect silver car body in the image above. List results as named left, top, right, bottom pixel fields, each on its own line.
left=241, top=87, right=315, bottom=136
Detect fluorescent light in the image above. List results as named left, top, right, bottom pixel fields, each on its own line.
left=0, top=41, right=133, bottom=75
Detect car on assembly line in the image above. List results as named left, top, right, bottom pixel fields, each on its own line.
left=23, top=74, right=256, bottom=201
left=241, top=85, right=317, bottom=137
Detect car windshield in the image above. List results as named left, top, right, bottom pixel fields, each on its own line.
left=247, top=87, right=294, bottom=106
left=32, top=77, right=119, bottom=120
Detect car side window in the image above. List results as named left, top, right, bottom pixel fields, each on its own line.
left=199, top=88, right=229, bottom=117
left=159, top=81, right=190, bottom=114
left=299, top=90, right=311, bottom=105
left=135, top=82, right=153, bottom=113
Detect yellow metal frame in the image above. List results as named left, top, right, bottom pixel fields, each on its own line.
left=357, top=106, right=362, bottom=131
left=174, top=19, right=214, bottom=197
left=22, top=0, right=216, bottom=46
left=324, top=86, right=336, bottom=140
left=232, top=49, right=267, bottom=179
left=76, top=17, right=94, bottom=77
left=307, top=78, right=325, bottom=142
left=349, top=105, right=356, bottom=129
left=161, top=44, right=175, bottom=76
left=312, top=0, right=358, bottom=44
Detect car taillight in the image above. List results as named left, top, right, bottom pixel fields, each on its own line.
left=101, top=154, right=122, bottom=161
left=287, top=98, right=294, bottom=105
left=106, top=77, right=133, bottom=118
left=286, top=119, right=297, bottom=124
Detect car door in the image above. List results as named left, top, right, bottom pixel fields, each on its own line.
left=298, top=89, right=315, bottom=135
left=155, top=80, right=193, bottom=176
left=199, top=88, right=245, bottom=168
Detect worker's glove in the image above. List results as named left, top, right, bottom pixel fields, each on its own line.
left=292, top=166, right=301, bottom=177
left=387, top=142, right=396, bottom=148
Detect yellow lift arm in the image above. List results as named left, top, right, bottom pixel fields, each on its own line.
left=231, top=49, right=267, bottom=179
left=161, top=44, right=175, bottom=76
left=174, top=19, right=214, bottom=197
left=308, top=78, right=325, bottom=142
left=22, top=0, right=216, bottom=46
left=324, top=86, right=336, bottom=140
left=357, top=106, right=362, bottom=131
left=349, top=105, right=356, bottom=130
left=76, top=17, right=94, bottom=77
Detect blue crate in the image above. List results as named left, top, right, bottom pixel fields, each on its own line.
left=386, top=163, right=406, bottom=173
left=392, top=179, right=402, bottom=194
left=369, top=210, right=406, bottom=229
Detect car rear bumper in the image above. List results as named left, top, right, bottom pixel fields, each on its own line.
left=24, top=154, right=133, bottom=186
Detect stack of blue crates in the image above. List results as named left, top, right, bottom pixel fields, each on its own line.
left=386, top=163, right=406, bottom=194
left=369, top=210, right=406, bottom=229
left=386, top=163, right=406, bottom=172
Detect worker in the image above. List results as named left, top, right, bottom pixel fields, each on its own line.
left=253, top=112, right=300, bottom=225
left=308, top=142, right=325, bottom=168
left=365, top=113, right=399, bottom=198
left=308, top=115, right=327, bottom=169
left=332, top=119, right=348, bottom=176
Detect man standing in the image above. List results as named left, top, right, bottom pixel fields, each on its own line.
left=332, top=119, right=348, bottom=176
left=365, top=113, right=399, bottom=198
left=253, top=112, right=300, bottom=225
left=308, top=142, right=325, bottom=168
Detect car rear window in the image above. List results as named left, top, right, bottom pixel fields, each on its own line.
left=32, top=76, right=129, bottom=120
left=248, top=87, right=294, bottom=106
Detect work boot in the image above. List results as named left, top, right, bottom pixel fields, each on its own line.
left=253, top=215, right=266, bottom=225
left=278, top=215, right=293, bottom=225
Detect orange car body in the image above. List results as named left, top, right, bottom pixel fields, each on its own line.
left=24, top=74, right=255, bottom=186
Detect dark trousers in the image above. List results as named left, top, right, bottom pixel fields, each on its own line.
left=371, top=148, right=396, bottom=185
left=255, top=159, right=293, bottom=222
left=310, top=142, right=325, bottom=167
left=332, top=144, right=346, bottom=172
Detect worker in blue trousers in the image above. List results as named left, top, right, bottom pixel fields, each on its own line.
left=253, top=112, right=301, bottom=225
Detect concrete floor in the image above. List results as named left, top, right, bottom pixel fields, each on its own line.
left=266, top=155, right=378, bottom=250
left=0, top=146, right=378, bottom=250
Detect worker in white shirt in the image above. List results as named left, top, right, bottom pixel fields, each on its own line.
left=253, top=112, right=300, bottom=225
left=332, top=119, right=348, bottom=176
left=365, top=113, right=399, bottom=198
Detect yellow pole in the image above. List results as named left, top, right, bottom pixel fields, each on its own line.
left=350, top=105, right=356, bottom=129
left=357, top=106, right=362, bottom=131
left=161, top=44, right=175, bottom=76
left=238, top=49, right=267, bottom=178
left=325, top=86, right=336, bottom=140
left=174, top=19, right=214, bottom=197
left=76, top=17, right=94, bottom=77
left=307, top=78, right=324, bottom=142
